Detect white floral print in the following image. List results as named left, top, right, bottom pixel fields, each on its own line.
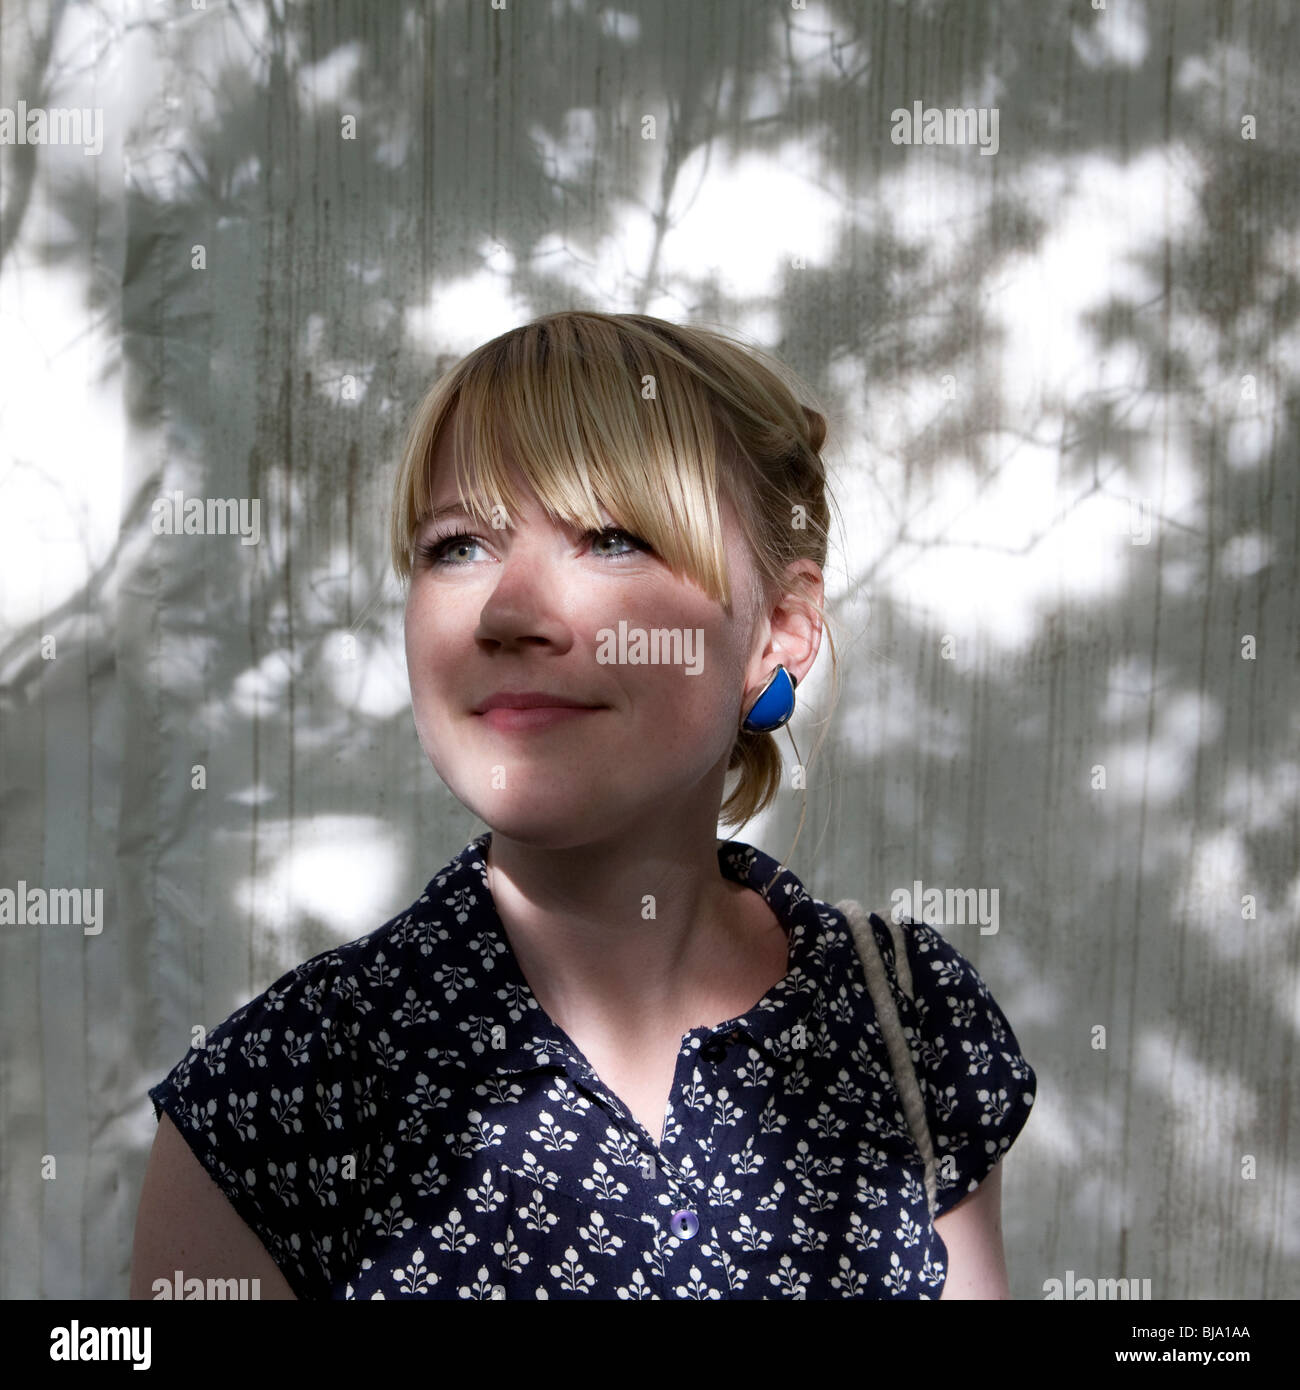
left=149, top=834, right=1035, bottom=1299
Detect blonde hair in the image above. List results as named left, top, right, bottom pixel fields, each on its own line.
left=391, top=310, right=842, bottom=863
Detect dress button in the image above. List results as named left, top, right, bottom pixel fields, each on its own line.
left=670, top=1209, right=699, bottom=1239
left=701, top=1037, right=726, bottom=1062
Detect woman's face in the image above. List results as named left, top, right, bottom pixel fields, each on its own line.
left=403, top=423, right=769, bottom=848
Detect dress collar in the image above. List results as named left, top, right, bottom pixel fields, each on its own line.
left=421, top=832, right=833, bottom=1094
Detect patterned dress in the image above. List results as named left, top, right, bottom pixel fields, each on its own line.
left=149, top=833, right=1036, bottom=1299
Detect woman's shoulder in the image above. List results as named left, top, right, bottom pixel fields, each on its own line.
left=217, top=884, right=447, bottom=1030
left=148, top=864, right=489, bottom=1109
left=829, top=897, right=1008, bottom=1009
left=826, top=896, right=1034, bottom=1073
left=827, top=895, right=1037, bottom=1216
left=249, top=841, right=505, bottom=1014
left=826, top=896, right=916, bottom=994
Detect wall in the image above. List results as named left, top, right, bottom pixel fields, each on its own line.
left=0, top=0, right=1295, bottom=1300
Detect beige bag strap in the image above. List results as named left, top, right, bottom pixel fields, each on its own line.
left=836, top=898, right=939, bottom=1221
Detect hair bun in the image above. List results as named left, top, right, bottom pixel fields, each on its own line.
left=801, top=404, right=827, bottom=454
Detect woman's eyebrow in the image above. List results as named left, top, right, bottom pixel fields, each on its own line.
left=425, top=503, right=473, bottom=524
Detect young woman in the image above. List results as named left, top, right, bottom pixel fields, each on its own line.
left=132, top=310, right=1035, bottom=1300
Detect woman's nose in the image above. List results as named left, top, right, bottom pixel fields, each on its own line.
left=473, top=540, right=575, bottom=647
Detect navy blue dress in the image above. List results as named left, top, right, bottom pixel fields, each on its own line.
left=149, top=833, right=1035, bottom=1299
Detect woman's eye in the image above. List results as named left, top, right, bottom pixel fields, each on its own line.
left=415, top=526, right=648, bottom=568
left=589, top=527, right=645, bottom=558
left=416, top=530, right=482, bottom=566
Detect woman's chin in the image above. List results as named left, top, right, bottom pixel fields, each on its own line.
left=465, top=807, right=610, bottom=850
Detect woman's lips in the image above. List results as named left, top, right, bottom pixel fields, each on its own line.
left=478, top=706, right=604, bottom=732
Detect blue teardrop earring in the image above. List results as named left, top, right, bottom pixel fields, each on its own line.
left=741, top=664, right=797, bottom=733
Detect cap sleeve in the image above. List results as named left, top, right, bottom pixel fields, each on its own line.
left=890, top=919, right=1036, bottom=1219
left=147, top=950, right=373, bottom=1299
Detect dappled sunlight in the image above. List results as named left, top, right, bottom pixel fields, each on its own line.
left=2, top=0, right=1293, bottom=1304
left=317, top=627, right=411, bottom=721
left=0, top=263, right=122, bottom=631
left=227, top=814, right=405, bottom=939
